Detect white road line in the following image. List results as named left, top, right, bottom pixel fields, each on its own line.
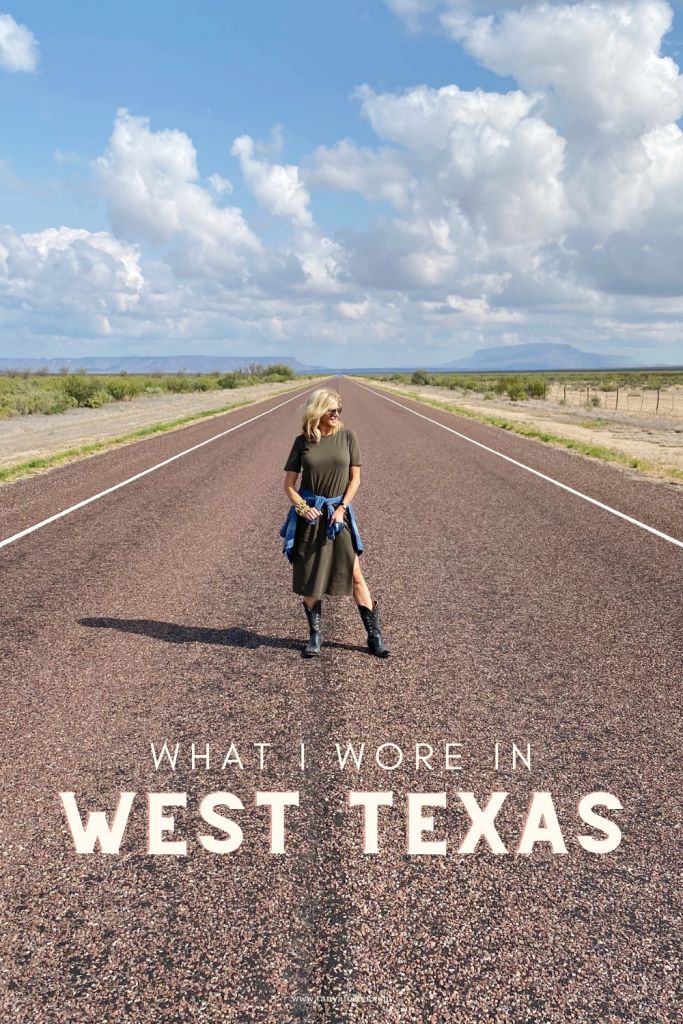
left=0, top=386, right=314, bottom=551
left=353, top=379, right=683, bottom=551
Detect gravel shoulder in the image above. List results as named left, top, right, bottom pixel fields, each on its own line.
left=0, top=379, right=325, bottom=470
left=358, top=378, right=683, bottom=486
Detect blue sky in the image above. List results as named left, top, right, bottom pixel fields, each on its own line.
left=2, top=1, right=683, bottom=366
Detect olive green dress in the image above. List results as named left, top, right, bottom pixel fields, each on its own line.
left=284, top=428, right=362, bottom=597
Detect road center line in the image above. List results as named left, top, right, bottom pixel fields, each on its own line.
left=0, top=386, right=314, bottom=551
left=354, top=380, right=683, bottom=551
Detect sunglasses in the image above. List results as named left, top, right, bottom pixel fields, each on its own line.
left=326, top=408, right=342, bottom=416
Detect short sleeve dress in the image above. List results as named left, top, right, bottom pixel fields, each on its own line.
left=283, top=428, right=362, bottom=597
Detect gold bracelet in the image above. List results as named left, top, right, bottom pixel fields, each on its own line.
left=295, top=498, right=308, bottom=516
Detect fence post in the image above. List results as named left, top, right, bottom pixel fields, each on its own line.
left=656, top=388, right=660, bottom=414
left=615, top=388, right=619, bottom=410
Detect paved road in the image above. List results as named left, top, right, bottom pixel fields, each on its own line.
left=1, top=378, right=681, bottom=1023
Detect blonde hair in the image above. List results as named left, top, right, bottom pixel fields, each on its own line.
left=302, top=388, right=343, bottom=442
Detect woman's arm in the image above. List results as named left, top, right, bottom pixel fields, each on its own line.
left=331, top=465, right=360, bottom=523
left=284, top=471, right=321, bottom=521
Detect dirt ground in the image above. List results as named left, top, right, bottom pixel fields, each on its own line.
left=362, top=379, right=683, bottom=486
left=0, top=379, right=323, bottom=469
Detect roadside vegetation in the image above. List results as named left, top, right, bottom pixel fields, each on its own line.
left=0, top=363, right=299, bottom=419
left=369, top=368, right=683, bottom=402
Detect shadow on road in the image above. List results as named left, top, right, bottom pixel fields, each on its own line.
left=79, top=617, right=367, bottom=654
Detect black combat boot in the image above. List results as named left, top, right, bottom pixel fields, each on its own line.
left=303, top=600, right=322, bottom=657
left=358, top=600, right=390, bottom=658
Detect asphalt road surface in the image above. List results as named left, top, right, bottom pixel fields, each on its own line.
left=1, top=378, right=681, bottom=1024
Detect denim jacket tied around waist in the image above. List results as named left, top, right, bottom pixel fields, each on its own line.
left=280, top=488, right=364, bottom=564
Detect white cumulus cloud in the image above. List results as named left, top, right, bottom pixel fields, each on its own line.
left=231, top=134, right=313, bottom=227
left=356, top=83, right=572, bottom=245
left=0, top=12, right=38, bottom=71
left=207, top=173, right=233, bottom=195
left=304, top=139, right=412, bottom=207
left=452, top=1, right=683, bottom=141
left=338, top=298, right=370, bottom=319
left=95, top=110, right=261, bottom=275
left=0, top=226, right=144, bottom=331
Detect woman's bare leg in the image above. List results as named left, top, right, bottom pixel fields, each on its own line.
left=303, top=595, right=321, bottom=609
left=352, top=557, right=373, bottom=608
left=353, top=557, right=389, bottom=656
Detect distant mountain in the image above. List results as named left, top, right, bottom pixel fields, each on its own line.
left=435, top=343, right=641, bottom=372
left=0, top=355, right=326, bottom=374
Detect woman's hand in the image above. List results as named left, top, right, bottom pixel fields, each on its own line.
left=331, top=505, right=346, bottom=526
left=303, top=506, right=322, bottom=521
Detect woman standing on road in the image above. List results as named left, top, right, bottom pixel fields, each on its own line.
left=280, top=387, right=389, bottom=659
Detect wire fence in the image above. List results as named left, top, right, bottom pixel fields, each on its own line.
left=547, top=383, right=683, bottom=417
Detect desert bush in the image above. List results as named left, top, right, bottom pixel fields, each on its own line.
left=105, top=377, right=145, bottom=400
left=59, top=375, right=113, bottom=408
left=525, top=377, right=548, bottom=399
left=46, top=392, right=79, bottom=414
left=265, top=363, right=294, bottom=379
left=61, top=374, right=102, bottom=405
left=506, top=380, right=528, bottom=401
left=243, top=362, right=266, bottom=377
left=85, top=389, right=113, bottom=408
left=164, top=375, right=208, bottom=393
left=411, top=370, right=431, bottom=386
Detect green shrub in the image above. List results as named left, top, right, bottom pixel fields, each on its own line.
left=265, top=363, right=294, bottom=379
left=411, top=370, right=431, bottom=386
left=506, top=381, right=528, bottom=401
left=105, top=377, right=144, bottom=400
left=164, top=375, right=197, bottom=393
left=525, top=377, right=548, bottom=399
left=46, top=393, right=79, bottom=414
left=85, top=389, right=113, bottom=408
left=61, top=375, right=102, bottom=405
